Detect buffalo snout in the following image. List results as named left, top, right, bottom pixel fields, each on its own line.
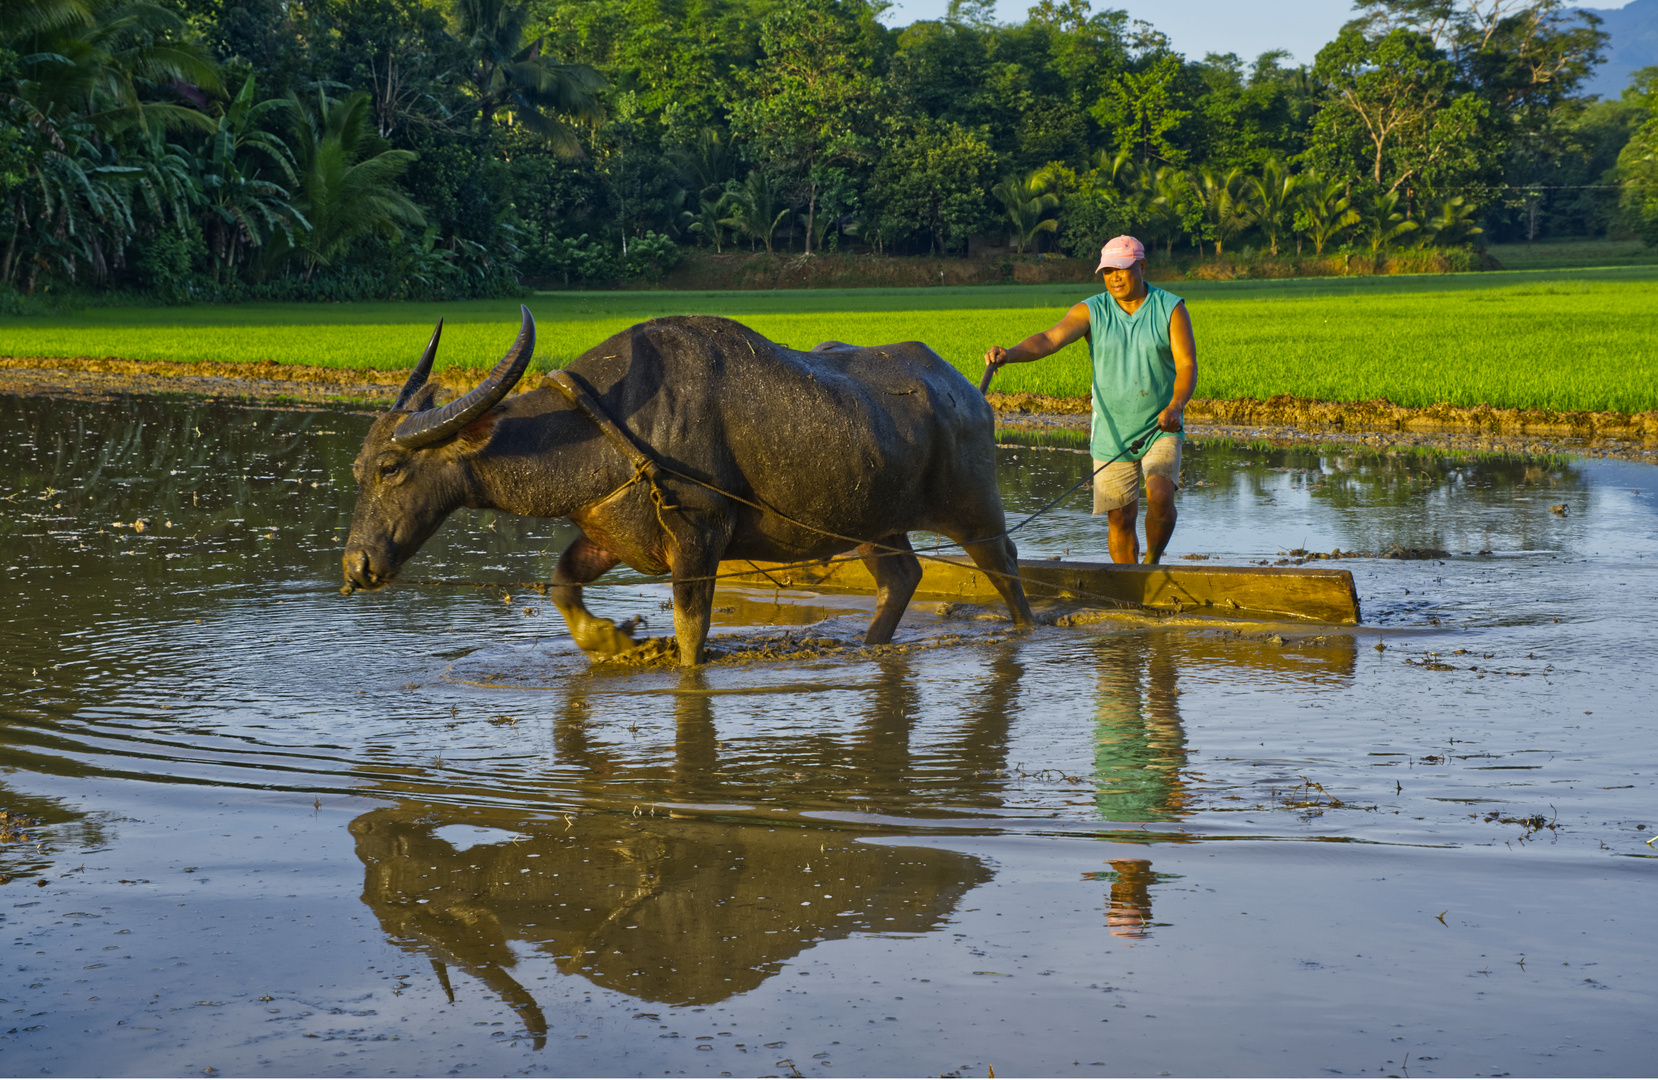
left=341, top=547, right=390, bottom=595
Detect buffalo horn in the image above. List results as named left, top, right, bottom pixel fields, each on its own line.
left=391, top=306, right=535, bottom=449
left=391, top=319, right=443, bottom=410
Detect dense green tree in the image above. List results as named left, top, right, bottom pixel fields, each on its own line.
left=540, top=0, right=774, bottom=145
left=1616, top=68, right=1658, bottom=245
left=728, top=0, right=882, bottom=253
left=1092, top=52, right=1190, bottom=165
left=1307, top=24, right=1499, bottom=212
left=867, top=117, right=997, bottom=255
left=0, top=0, right=1644, bottom=300
left=1188, top=50, right=1318, bottom=169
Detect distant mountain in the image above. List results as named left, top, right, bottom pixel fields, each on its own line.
left=1577, top=0, right=1658, bottom=99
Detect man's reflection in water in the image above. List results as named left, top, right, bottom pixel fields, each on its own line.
left=1092, top=633, right=1189, bottom=824
left=1089, top=633, right=1188, bottom=939
left=1103, top=858, right=1156, bottom=940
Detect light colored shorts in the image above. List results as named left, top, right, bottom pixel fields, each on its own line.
left=1092, top=435, right=1182, bottom=514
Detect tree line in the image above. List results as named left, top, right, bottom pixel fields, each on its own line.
left=3, top=0, right=1656, bottom=302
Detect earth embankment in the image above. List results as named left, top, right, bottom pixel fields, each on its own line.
left=4, top=354, right=1655, bottom=461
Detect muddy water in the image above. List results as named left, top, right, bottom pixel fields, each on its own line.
left=1, top=393, right=1653, bottom=1077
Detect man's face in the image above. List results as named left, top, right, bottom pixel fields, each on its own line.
left=1101, top=260, right=1146, bottom=301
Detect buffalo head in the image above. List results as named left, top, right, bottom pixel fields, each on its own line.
left=340, top=306, right=536, bottom=594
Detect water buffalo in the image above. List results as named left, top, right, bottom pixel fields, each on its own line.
left=341, top=306, right=1032, bottom=664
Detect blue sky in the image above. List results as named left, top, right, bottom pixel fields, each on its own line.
left=880, top=0, right=1637, bottom=67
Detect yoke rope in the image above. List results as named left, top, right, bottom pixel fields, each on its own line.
left=532, top=370, right=1176, bottom=609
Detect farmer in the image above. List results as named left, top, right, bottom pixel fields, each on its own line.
left=982, top=235, right=1197, bottom=564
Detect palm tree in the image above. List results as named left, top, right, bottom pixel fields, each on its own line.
left=687, top=193, right=732, bottom=253
left=720, top=171, right=789, bottom=254
left=452, top=0, right=605, bottom=154
left=1415, top=196, right=1483, bottom=248
left=669, top=128, right=737, bottom=201
left=1190, top=166, right=1248, bottom=257
left=4, top=0, right=220, bottom=137
left=991, top=170, right=1059, bottom=254
left=1244, top=159, right=1299, bottom=257
left=1293, top=172, right=1360, bottom=256
left=275, top=90, right=424, bottom=281
left=1141, top=166, right=1190, bottom=258
left=1355, top=189, right=1418, bottom=255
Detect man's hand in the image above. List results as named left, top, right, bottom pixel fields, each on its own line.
left=981, top=301, right=1091, bottom=389
left=1157, top=404, right=1185, bottom=433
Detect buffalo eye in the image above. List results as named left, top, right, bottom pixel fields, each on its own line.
left=377, top=458, right=405, bottom=484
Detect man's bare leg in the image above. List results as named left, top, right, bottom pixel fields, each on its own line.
left=1142, top=475, right=1178, bottom=565
left=1107, top=500, right=1140, bottom=564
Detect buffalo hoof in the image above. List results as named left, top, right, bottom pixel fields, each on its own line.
left=570, top=612, right=645, bottom=658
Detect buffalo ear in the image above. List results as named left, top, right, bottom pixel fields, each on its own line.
left=448, top=408, right=502, bottom=457
left=406, top=383, right=444, bottom=413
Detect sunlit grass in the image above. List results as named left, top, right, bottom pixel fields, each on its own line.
left=3, top=266, right=1654, bottom=413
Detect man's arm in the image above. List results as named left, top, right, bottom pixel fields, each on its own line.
left=983, top=301, right=1092, bottom=371
left=1158, top=302, right=1197, bottom=432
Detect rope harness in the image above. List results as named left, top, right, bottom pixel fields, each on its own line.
left=545, top=369, right=1173, bottom=610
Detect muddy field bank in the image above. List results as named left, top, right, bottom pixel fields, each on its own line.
left=3, top=353, right=1655, bottom=462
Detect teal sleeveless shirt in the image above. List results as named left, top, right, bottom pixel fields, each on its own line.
left=1084, top=285, right=1184, bottom=461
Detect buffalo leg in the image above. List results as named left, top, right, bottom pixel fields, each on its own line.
left=549, top=535, right=642, bottom=657
left=954, top=531, right=1034, bottom=627
left=857, top=533, right=923, bottom=645
left=670, top=549, right=721, bottom=666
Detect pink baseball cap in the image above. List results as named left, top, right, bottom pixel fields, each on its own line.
left=1096, top=235, right=1146, bottom=271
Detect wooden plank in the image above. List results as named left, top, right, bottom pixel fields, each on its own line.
left=718, top=554, right=1361, bottom=625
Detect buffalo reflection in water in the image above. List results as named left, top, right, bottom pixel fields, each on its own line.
left=348, top=660, right=1009, bottom=1044
left=351, top=631, right=1356, bottom=1038
left=350, top=806, right=990, bottom=1044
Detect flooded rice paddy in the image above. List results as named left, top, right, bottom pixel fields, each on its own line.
left=1, top=392, right=1654, bottom=1077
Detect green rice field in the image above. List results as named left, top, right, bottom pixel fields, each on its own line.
left=3, top=265, right=1655, bottom=413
